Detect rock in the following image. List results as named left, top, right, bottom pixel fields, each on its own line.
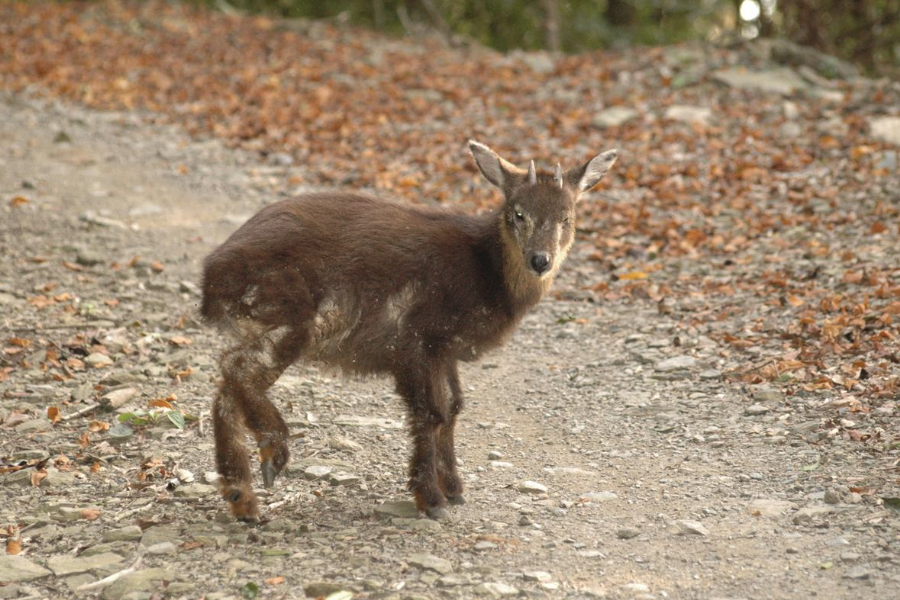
left=489, top=461, right=514, bottom=469
left=581, top=491, right=618, bottom=502
left=748, top=499, right=794, bottom=517
left=85, top=352, right=114, bottom=368
left=0, top=555, right=52, bottom=582
left=840, top=552, right=861, bottom=563
left=474, top=541, right=498, bottom=551
left=616, top=528, right=640, bottom=539
left=753, top=388, right=784, bottom=403
left=664, top=105, right=712, bottom=125
left=844, top=566, right=871, bottom=580
left=622, top=582, right=650, bottom=593
left=128, top=203, right=163, bottom=217
left=713, top=67, right=807, bottom=95
left=676, top=520, right=709, bottom=536
left=303, top=583, right=348, bottom=597
left=107, top=422, right=134, bottom=443
left=438, top=574, right=469, bottom=587
left=745, top=404, right=769, bottom=416
left=655, top=355, right=697, bottom=372
left=101, top=568, right=176, bottom=600
left=75, top=248, right=105, bottom=267
left=102, top=525, right=143, bottom=542
left=544, top=467, right=591, bottom=476
left=699, top=369, right=722, bottom=380
left=333, top=414, right=403, bottom=429
left=476, top=582, right=519, bottom=597
left=47, top=552, right=125, bottom=576
left=374, top=500, right=420, bottom=520
left=870, top=117, right=900, bottom=146
left=328, top=471, right=360, bottom=486
left=592, top=107, right=638, bottom=129
left=792, top=506, right=832, bottom=524
left=100, top=387, right=138, bottom=411
left=303, top=465, right=333, bottom=480
left=173, top=483, right=216, bottom=498
left=523, top=571, right=552, bottom=582
left=146, top=542, right=177, bottom=555
left=488, top=450, right=503, bottom=460
left=140, top=525, right=181, bottom=547
left=408, top=553, right=453, bottom=574
left=14, top=418, right=51, bottom=434
left=392, top=518, right=442, bottom=533
left=518, top=481, right=547, bottom=494
left=327, top=435, right=362, bottom=452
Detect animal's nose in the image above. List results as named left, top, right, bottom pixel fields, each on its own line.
left=530, top=252, right=551, bottom=274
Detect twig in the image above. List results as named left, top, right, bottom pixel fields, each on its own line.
left=1, top=323, right=98, bottom=332
left=62, top=402, right=100, bottom=421
left=75, top=555, right=143, bottom=591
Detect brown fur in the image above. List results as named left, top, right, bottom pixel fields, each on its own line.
left=201, top=141, right=617, bottom=521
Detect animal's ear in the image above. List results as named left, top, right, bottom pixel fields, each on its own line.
left=566, top=149, right=618, bottom=193
left=468, top=140, right=524, bottom=189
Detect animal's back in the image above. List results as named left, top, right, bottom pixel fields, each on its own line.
left=201, top=192, right=496, bottom=372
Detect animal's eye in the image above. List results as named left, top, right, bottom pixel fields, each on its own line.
left=563, top=217, right=571, bottom=225
left=515, top=211, right=525, bottom=222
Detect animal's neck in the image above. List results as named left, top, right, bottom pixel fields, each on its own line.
left=491, top=213, right=553, bottom=312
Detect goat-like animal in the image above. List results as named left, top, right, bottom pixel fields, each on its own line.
left=200, top=141, right=617, bottom=521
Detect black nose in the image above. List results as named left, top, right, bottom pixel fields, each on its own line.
left=530, top=252, right=551, bottom=274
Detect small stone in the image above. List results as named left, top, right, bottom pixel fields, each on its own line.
left=0, top=555, right=52, bottom=582
left=102, top=526, right=143, bottom=542
left=303, top=583, right=348, bottom=598
left=699, top=369, right=722, bottom=380
left=303, top=465, right=333, bottom=480
left=438, top=574, right=469, bottom=587
left=477, top=582, right=519, bottom=597
left=518, top=481, right=547, bottom=495
left=622, top=582, right=650, bottom=593
left=617, top=528, right=640, bottom=539
left=408, top=553, right=453, bottom=575
left=47, top=552, right=125, bottom=576
left=592, top=107, right=638, bottom=128
left=840, top=552, right=861, bottom=563
left=85, top=353, right=114, bottom=368
left=582, top=491, right=618, bottom=502
left=824, top=489, right=845, bottom=504
left=655, top=355, right=697, bottom=372
left=140, top=525, right=181, bottom=547
left=744, top=404, right=769, bottom=416
left=676, top=520, right=709, bottom=536
left=518, top=51, right=556, bottom=74
left=328, top=471, right=360, bottom=486
left=146, top=542, right=177, bottom=555
left=871, top=116, right=900, bottom=146
left=173, top=483, right=216, bottom=498
left=488, top=450, right=503, bottom=460
left=100, top=388, right=138, bottom=411
left=664, top=105, right=712, bottom=125
left=489, top=461, right=514, bottom=469
left=474, top=541, right=498, bottom=551
left=374, top=500, right=420, bottom=519
left=748, top=499, right=794, bottom=517
left=713, top=67, right=807, bottom=95
left=523, top=571, right=552, bottom=582
left=75, top=248, right=105, bottom=267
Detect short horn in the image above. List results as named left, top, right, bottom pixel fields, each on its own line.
left=554, top=163, right=563, bottom=188
left=527, top=160, right=537, bottom=185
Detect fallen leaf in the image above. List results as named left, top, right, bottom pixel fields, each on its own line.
left=30, top=470, right=47, bottom=487
left=9, top=196, right=28, bottom=207
left=47, top=406, right=61, bottom=424
left=6, top=538, right=21, bottom=555
left=264, top=576, right=285, bottom=586
left=80, top=508, right=101, bottom=521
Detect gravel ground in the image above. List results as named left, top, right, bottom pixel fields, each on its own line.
left=1, top=93, right=898, bottom=600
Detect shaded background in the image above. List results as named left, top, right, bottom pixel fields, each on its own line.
left=185, top=0, right=900, bottom=75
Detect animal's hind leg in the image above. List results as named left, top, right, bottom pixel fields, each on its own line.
left=437, top=362, right=465, bottom=505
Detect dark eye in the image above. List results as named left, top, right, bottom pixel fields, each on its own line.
left=563, top=216, right=571, bottom=225
left=515, top=211, right=525, bottom=222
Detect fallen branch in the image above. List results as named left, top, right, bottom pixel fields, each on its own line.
left=62, top=403, right=100, bottom=421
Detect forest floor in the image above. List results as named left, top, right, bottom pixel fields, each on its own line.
left=1, top=2, right=900, bottom=600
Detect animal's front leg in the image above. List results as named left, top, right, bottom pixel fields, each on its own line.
left=437, top=361, right=465, bottom=505
left=396, top=360, right=450, bottom=520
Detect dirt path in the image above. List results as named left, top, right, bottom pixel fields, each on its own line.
left=1, top=93, right=897, bottom=600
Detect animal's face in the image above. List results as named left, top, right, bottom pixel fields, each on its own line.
left=468, top=141, right=618, bottom=279
left=504, top=181, right=577, bottom=277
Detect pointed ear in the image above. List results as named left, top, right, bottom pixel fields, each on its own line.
left=468, top=140, right=523, bottom=189
left=566, top=149, right=618, bottom=192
